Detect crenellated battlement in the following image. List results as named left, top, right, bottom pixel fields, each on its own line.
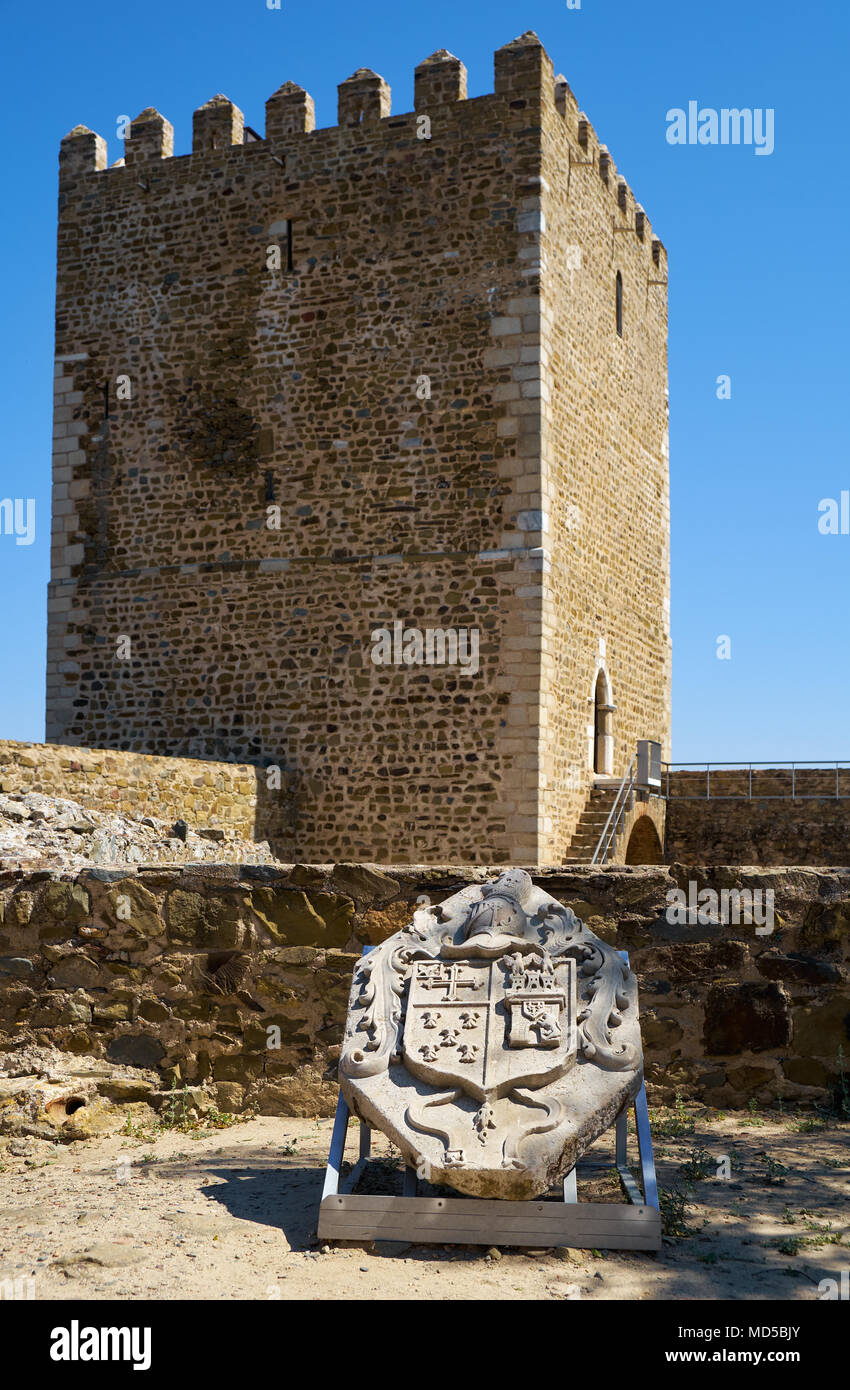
left=56, top=31, right=662, bottom=259
left=554, top=93, right=666, bottom=269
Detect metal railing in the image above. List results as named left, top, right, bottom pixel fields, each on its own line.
left=663, top=761, right=850, bottom=801
left=591, top=758, right=636, bottom=865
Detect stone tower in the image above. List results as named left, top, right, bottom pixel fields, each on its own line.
left=46, top=33, right=670, bottom=865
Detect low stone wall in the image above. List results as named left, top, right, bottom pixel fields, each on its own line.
left=1, top=862, right=848, bottom=1114
left=8, top=748, right=850, bottom=870
left=666, top=769, right=850, bottom=866
left=0, top=741, right=257, bottom=834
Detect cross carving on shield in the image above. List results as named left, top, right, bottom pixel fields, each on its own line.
left=403, top=952, right=576, bottom=1101
left=415, top=961, right=484, bottom=1003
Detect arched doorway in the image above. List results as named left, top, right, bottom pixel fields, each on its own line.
left=593, top=669, right=614, bottom=776
left=625, top=815, right=663, bottom=865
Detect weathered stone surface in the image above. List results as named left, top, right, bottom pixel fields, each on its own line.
left=57, top=998, right=92, bottom=1027
left=96, top=1076, right=156, bottom=1102
left=272, top=946, right=319, bottom=967
left=0, top=743, right=258, bottom=843
left=340, top=870, right=644, bottom=1200
left=252, top=887, right=353, bottom=947
left=703, top=982, right=791, bottom=1055
left=106, top=1034, right=166, bottom=1070
left=640, top=941, right=749, bottom=985
left=782, top=1057, right=831, bottom=1087
left=57, top=1096, right=118, bottom=1139
left=287, top=865, right=328, bottom=888
left=791, top=995, right=850, bottom=1058
left=93, top=1000, right=130, bottom=1023
left=331, top=864, right=399, bottom=906
left=137, top=999, right=170, bottom=1022
left=36, top=883, right=90, bottom=936
left=244, top=1013, right=310, bottom=1050
left=250, top=1067, right=337, bottom=1117
left=0, top=1055, right=142, bottom=1140
left=358, top=900, right=420, bottom=945
left=43, top=882, right=88, bottom=919
left=214, top=1081, right=246, bottom=1112
left=0, top=986, right=37, bottom=1019
left=0, top=957, right=35, bottom=979
left=166, top=889, right=244, bottom=946
left=251, top=888, right=320, bottom=943
left=800, top=901, right=850, bottom=949
left=640, top=1012, right=683, bottom=1049
left=212, top=1054, right=264, bottom=1083
left=47, top=952, right=103, bottom=989
left=726, top=1064, right=776, bottom=1091
left=103, top=879, right=163, bottom=937
left=755, top=951, right=844, bottom=985
left=5, top=892, right=35, bottom=926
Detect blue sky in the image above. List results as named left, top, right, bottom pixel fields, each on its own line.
left=1, top=0, right=848, bottom=762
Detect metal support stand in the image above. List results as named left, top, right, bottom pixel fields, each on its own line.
left=317, top=951, right=660, bottom=1250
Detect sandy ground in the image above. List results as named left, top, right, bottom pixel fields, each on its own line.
left=1, top=1107, right=847, bottom=1301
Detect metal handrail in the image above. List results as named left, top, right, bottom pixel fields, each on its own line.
left=662, top=760, right=850, bottom=802
left=591, top=758, right=636, bottom=865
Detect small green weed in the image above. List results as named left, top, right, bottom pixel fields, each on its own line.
left=120, top=1080, right=242, bottom=1141
left=659, top=1186, right=698, bottom=1238
left=652, top=1094, right=696, bottom=1138
left=680, top=1146, right=715, bottom=1182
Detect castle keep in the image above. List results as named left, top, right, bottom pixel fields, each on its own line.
left=47, top=32, right=670, bottom=865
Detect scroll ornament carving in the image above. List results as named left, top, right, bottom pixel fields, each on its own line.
left=340, top=871, right=644, bottom=1199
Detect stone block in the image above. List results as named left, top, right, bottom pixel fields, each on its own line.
left=192, top=94, right=244, bottom=152
left=414, top=50, right=467, bottom=109
left=330, top=863, right=398, bottom=906
left=338, top=69, right=390, bottom=126
left=106, top=1034, right=167, bottom=1070
left=266, top=81, right=315, bottom=140
left=166, top=889, right=245, bottom=946
left=252, top=887, right=354, bottom=948
left=703, top=981, right=791, bottom=1055
left=124, top=108, right=173, bottom=164
left=792, top=995, right=850, bottom=1059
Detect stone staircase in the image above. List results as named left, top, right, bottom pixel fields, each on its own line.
left=566, top=780, right=630, bottom=862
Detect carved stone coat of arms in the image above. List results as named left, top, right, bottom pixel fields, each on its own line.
left=339, top=869, right=644, bottom=1199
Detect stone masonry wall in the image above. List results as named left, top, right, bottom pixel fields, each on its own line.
left=666, top=769, right=850, bottom=867
left=540, top=72, right=670, bottom=860
left=47, top=33, right=670, bottom=867
left=7, top=746, right=850, bottom=871
left=0, top=741, right=257, bottom=833
left=1, top=864, right=847, bottom=1115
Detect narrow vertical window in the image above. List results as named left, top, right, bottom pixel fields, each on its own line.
left=285, top=219, right=294, bottom=273
left=615, top=270, right=623, bottom=337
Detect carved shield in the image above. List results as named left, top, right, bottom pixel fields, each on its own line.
left=339, top=869, right=644, bottom=1200
left=403, top=954, right=576, bottom=1101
